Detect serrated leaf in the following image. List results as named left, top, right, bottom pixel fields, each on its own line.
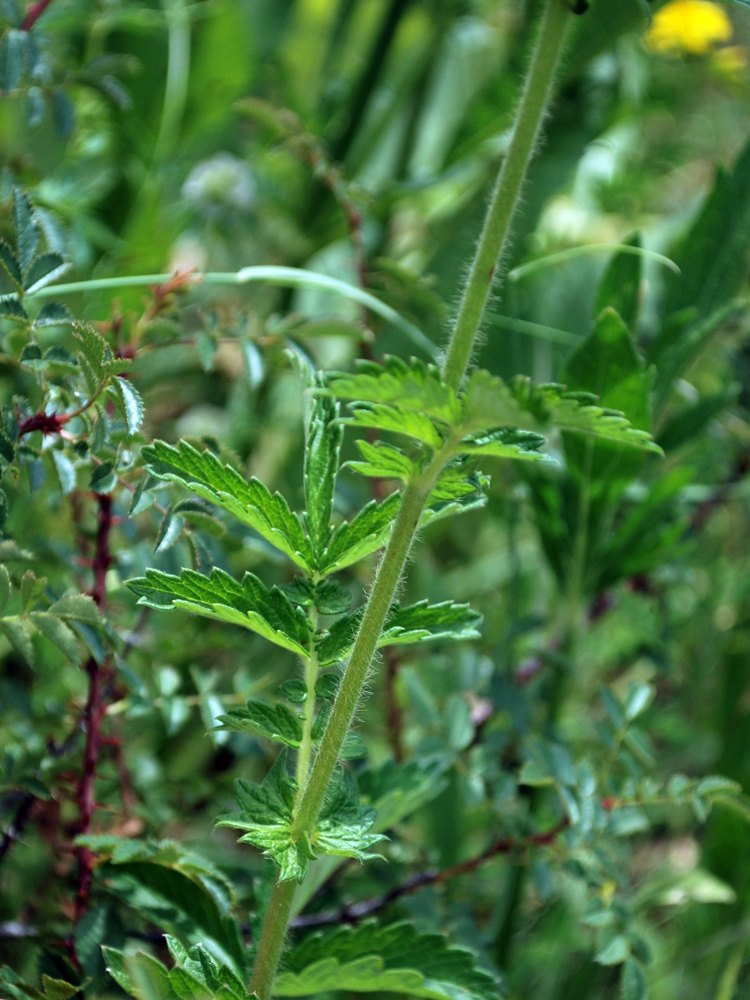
left=458, top=427, right=552, bottom=463
left=102, top=949, right=181, bottom=1000
left=317, top=599, right=481, bottom=667
left=114, top=377, right=144, bottom=435
left=320, top=491, right=400, bottom=574
left=341, top=402, right=444, bottom=450
left=303, top=388, right=341, bottom=556
left=23, top=251, right=70, bottom=294
left=274, top=920, right=500, bottom=999
left=313, top=768, right=385, bottom=861
left=215, top=754, right=314, bottom=882
left=327, top=356, right=460, bottom=426
left=347, top=439, right=416, bottom=482
left=47, top=593, right=102, bottom=625
left=127, top=567, right=312, bottom=657
left=34, top=301, right=73, bottom=326
left=12, top=188, right=38, bottom=275
left=216, top=699, right=303, bottom=747
left=141, top=440, right=314, bottom=571
left=0, top=240, right=22, bottom=289
left=0, top=295, right=26, bottom=319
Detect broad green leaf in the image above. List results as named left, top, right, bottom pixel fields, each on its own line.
left=341, top=402, right=444, bottom=450
left=103, top=949, right=182, bottom=1000
left=0, top=968, right=80, bottom=1000
left=22, top=251, right=70, bottom=294
left=141, top=440, right=314, bottom=571
left=0, top=618, right=35, bottom=665
left=52, top=451, right=76, bottom=495
left=327, top=357, right=461, bottom=426
left=346, top=439, right=416, bottom=482
left=216, top=699, right=303, bottom=747
left=274, top=920, right=500, bottom=999
left=303, top=387, right=341, bottom=556
left=320, top=492, right=401, bottom=574
left=317, top=599, right=481, bottom=666
left=127, top=567, right=312, bottom=657
left=47, top=593, right=103, bottom=625
left=12, top=187, right=38, bottom=274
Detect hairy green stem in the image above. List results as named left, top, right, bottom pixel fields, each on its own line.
left=441, top=0, right=570, bottom=391
left=249, top=3, right=569, bottom=996
left=249, top=879, right=297, bottom=999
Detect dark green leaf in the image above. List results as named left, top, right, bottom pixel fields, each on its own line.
left=594, top=234, right=642, bottom=332
left=320, top=491, right=400, bottom=575
left=22, top=251, right=70, bottom=294
left=621, top=958, right=647, bottom=1000
left=113, top=377, right=145, bottom=435
left=90, top=461, right=116, bottom=494
left=275, top=920, right=500, bottom=999
left=0, top=241, right=22, bottom=289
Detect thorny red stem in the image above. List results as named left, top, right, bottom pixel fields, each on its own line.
left=21, top=0, right=54, bottom=30
left=71, top=494, right=113, bottom=952
left=18, top=411, right=66, bottom=437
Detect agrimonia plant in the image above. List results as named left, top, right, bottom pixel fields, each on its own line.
left=3, top=1, right=750, bottom=999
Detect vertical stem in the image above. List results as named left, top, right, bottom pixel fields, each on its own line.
left=441, top=0, right=570, bottom=392
left=249, top=3, right=570, bottom=995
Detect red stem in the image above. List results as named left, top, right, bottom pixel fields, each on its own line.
left=21, top=0, right=54, bottom=30
left=71, top=494, right=113, bottom=940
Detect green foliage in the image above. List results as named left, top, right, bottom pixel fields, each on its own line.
left=274, top=921, right=499, bottom=999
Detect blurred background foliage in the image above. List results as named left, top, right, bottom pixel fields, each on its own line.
left=4, top=0, right=750, bottom=997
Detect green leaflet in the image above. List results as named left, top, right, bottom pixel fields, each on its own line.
left=303, top=387, right=342, bottom=557
left=216, top=699, right=304, bottom=747
left=215, top=756, right=382, bottom=882
left=141, top=440, right=315, bottom=571
left=73, top=323, right=132, bottom=396
left=317, top=599, right=482, bottom=667
left=319, top=492, right=401, bottom=575
left=346, top=439, right=416, bottom=482
left=327, top=356, right=461, bottom=426
left=103, top=943, right=255, bottom=1000
left=458, top=427, right=553, bottom=463
left=273, top=920, right=500, bottom=999
left=341, top=402, right=445, bottom=450
left=313, top=768, right=385, bottom=862
left=127, top=567, right=312, bottom=657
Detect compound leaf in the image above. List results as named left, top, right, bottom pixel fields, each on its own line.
left=341, top=402, right=444, bottom=450
left=346, top=440, right=416, bottom=482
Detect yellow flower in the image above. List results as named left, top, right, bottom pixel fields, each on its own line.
left=645, top=0, right=733, bottom=57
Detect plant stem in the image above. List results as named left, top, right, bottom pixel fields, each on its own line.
left=292, top=453, right=445, bottom=839
left=441, top=0, right=570, bottom=392
left=249, top=3, right=569, bottom=995
left=249, top=879, right=297, bottom=999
